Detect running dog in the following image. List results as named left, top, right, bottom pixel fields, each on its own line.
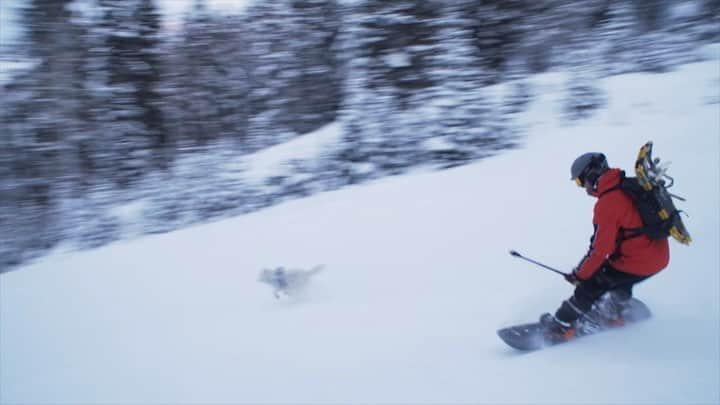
left=258, top=264, right=324, bottom=299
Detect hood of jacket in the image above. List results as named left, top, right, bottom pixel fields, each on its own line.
left=592, top=168, right=623, bottom=197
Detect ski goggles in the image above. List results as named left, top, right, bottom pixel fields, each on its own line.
left=573, top=167, right=593, bottom=187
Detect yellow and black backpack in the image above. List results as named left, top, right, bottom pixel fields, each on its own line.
left=610, top=142, right=691, bottom=245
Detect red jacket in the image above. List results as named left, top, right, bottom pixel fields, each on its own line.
left=576, top=168, right=670, bottom=280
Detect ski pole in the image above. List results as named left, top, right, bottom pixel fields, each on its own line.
left=509, top=250, right=569, bottom=277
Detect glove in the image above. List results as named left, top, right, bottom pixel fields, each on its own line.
left=564, top=271, right=581, bottom=286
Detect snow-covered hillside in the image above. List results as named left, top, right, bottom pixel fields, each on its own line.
left=1, top=53, right=719, bottom=404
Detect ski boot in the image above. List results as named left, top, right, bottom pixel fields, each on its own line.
left=609, top=290, right=641, bottom=322
left=540, top=313, right=577, bottom=343
left=592, top=292, right=626, bottom=327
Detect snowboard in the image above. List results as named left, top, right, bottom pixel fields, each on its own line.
left=498, top=297, right=651, bottom=351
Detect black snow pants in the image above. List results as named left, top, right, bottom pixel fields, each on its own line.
left=555, top=263, right=651, bottom=324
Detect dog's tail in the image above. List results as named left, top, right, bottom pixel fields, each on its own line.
left=307, top=264, right=325, bottom=275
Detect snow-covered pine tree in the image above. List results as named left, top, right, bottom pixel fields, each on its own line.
left=97, top=0, right=165, bottom=189
left=424, top=2, right=509, bottom=166
left=244, top=0, right=301, bottom=151
left=632, top=0, right=666, bottom=33
left=135, top=0, right=167, bottom=167
left=514, top=0, right=561, bottom=74
left=649, top=1, right=710, bottom=70
left=698, top=0, right=720, bottom=41
left=211, top=15, right=251, bottom=145
left=467, top=0, right=527, bottom=86
left=598, top=0, right=642, bottom=76
left=562, top=49, right=606, bottom=122
left=170, top=0, right=230, bottom=146
left=241, top=0, right=342, bottom=151
left=283, top=0, right=342, bottom=135
left=161, top=1, right=250, bottom=152
left=0, top=0, right=94, bottom=269
left=546, top=0, right=606, bottom=121
left=339, top=0, right=438, bottom=178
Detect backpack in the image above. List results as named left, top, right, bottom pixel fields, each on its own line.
left=608, top=142, right=691, bottom=245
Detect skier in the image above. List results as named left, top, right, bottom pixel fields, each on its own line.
left=540, top=152, right=670, bottom=341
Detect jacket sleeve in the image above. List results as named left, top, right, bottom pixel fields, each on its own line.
left=575, top=198, right=620, bottom=280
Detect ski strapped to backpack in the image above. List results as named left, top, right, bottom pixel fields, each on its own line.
left=603, top=142, right=691, bottom=245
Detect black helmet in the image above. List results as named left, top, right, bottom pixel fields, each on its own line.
left=571, top=152, right=608, bottom=188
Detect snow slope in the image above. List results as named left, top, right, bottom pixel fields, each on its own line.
left=1, top=55, right=719, bottom=404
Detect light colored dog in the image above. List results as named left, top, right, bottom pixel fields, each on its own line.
left=258, top=264, right=324, bottom=299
